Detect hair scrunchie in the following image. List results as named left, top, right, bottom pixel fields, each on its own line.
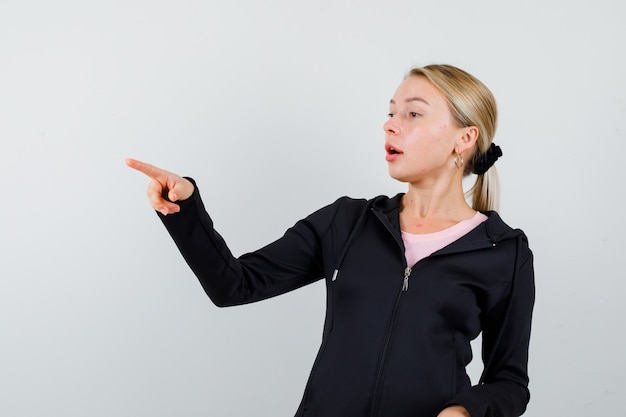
left=472, top=143, right=502, bottom=175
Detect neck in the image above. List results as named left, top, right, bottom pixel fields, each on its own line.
left=401, top=177, right=474, bottom=220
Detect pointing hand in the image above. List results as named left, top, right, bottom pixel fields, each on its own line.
left=126, top=158, right=195, bottom=216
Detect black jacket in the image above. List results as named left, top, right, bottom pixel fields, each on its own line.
left=159, top=182, right=535, bottom=417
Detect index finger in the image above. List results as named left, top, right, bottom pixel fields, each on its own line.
left=125, top=158, right=163, bottom=179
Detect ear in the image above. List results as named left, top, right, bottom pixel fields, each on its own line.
left=455, top=126, right=479, bottom=154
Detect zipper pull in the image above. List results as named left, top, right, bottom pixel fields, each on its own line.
left=332, top=269, right=339, bottom=281
left=402, top=267, right=412, bottom=291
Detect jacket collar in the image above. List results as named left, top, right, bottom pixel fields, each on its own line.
left=370, top=193, right=523, bottom=252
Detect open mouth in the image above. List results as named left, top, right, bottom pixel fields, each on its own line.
left=386, top=144, right=403, bottom=155
left=385, top=144, right=403, bottom=161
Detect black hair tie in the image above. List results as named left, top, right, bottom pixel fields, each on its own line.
left=473, top=143, right=502, bottom=175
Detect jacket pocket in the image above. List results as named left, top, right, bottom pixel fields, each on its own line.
left=297, top=276, right=338, bottom=413
left=450, top=333, right=458, bottom=397
left=327, top=273, right=338, bottom=333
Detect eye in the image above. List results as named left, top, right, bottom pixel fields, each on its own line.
left=409, top=111, right=420, bottom=118
left=387, top=112, right=395, bottom=118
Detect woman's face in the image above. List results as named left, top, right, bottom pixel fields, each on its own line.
left=384, top=75, right=467, bottom=184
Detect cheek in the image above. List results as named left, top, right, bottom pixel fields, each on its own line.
left=436, top=122, right=453, bottom=135
left=434, top=124, right=461, bottom=145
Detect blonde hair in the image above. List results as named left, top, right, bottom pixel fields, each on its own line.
left=407, top=64, right=500, bottom=212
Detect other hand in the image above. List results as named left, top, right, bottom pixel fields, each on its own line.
left=437, top=405, right=470, bottom=417
left=126, top=158, right=195, bottom=216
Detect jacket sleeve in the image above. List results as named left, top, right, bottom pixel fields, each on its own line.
left=157, top=179, right=337, bottom=307
left=442, top=236, right=535, bottom=417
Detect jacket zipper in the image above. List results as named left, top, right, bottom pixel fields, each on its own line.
left=369, top=208, right=419, bottom=416
left=369, top=266, right=412, bottom=417
left=402, top=266, right=412, bottom=291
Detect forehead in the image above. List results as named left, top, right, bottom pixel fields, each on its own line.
left=391, top=75, right=446, bottom=106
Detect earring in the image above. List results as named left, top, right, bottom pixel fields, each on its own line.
left=454, top=153, right=464, bottom=169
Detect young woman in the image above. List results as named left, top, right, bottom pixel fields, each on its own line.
left=127, top=64, right=535, bottom=417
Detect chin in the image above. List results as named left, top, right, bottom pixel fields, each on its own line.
left=387, top=169, right=410, bottom=184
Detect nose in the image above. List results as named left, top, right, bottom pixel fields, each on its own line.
left=384, top=117, right=399, bottom=135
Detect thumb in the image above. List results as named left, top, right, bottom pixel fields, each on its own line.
left=168, top=188, right=179, bottom=202
left=165, top=176, right=193, bottom=202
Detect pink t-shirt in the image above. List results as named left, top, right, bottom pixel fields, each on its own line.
left=401, top=212, right=488, bottom=267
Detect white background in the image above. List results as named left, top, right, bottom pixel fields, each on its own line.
left=1, top=0, right=624, bottom=415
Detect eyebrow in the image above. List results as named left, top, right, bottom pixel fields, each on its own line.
left=389, top=97, right=430, bottom=106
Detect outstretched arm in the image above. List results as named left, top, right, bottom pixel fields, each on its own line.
left=126, top=157, right=334, bottom=307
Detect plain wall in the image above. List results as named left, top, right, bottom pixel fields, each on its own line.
left=1, top=0, right=624, bottom=415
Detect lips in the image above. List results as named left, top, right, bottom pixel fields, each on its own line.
left=385, top=143, right=403, bottom=162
